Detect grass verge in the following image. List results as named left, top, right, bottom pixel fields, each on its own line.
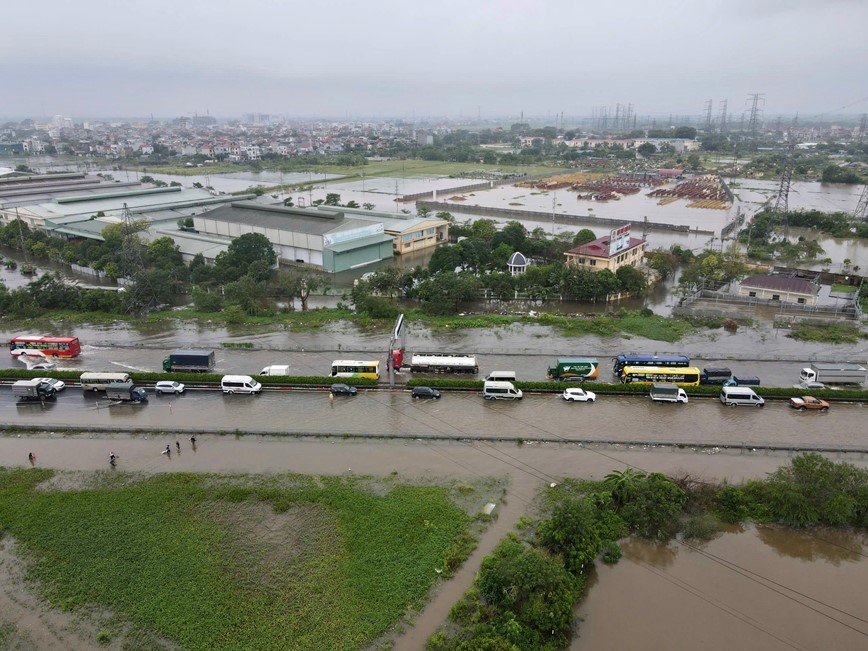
left=787, top=324, right=867, bottom=344
left=0, top=469, right=478, bottom=651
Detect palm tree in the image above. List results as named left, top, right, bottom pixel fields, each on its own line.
left=603, top=468, right=647, bottom=508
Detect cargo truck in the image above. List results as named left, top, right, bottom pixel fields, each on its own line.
left=799, top=363, right=867, bottom=386
left=105, top=381, right=148, bottom=403
left=699, top=367, right=732, bottom=385
left=649, top=383, right=688, bottom=403
left=260, top=365, right=290, bottom=376
left=12, top=379, right=57, bottom=402
left=162, top=349, right=215, bottom=373
left=547, top=358, right=599, bottom=381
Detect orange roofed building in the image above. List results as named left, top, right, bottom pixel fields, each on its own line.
left=564, top=226, right=647, bottom=272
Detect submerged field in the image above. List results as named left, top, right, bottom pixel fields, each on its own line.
left=0, top=469, right=492, bottom=650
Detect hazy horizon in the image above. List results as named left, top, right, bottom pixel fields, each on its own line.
left=3, top=0, right=866, bottom=122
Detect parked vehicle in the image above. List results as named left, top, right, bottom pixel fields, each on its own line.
left=719, top=386, right=764, bottom=408
left=649, top=383, right=688, bottom=403
left=699, top=367, right=732, bottom=385
left=485, top=371, right=516, bottom=382
left=410, top=353, right=478, bottom=374
left=34, top=377, right=66, bottom=392
left=154, top=380, right=186, bottom=395
left=221, top=375, right=262, bottom=395
left=562, top=387, right=596, bottom=402
left=260, top=365, right=290, bottom=376
left=723, top=375, right=761, bottom=387
left=411, top=386, right=441, bottom=399
left=792, top=380, right=828, bottom=391
left=483, top=381, right=523, bottom=400
left=547, top=358, right=599, bottom=381
left=799, top=363, right=867, bottom=386
left=162, top=349, right=215, bottom=373
left=329, top=383, right=358, bottom=396
left=613, top=354, right=690, bottom=377
left=80, top=372, right=131, bottom=391
left=789, top=396, right=830, bottom=411
left=105, top=381, right=148, bottom=403
left=331, top=360, right=380, bottom=380
left=621, top=366, right=701, bottom=386
left=12, top=379, right=57, bottom=402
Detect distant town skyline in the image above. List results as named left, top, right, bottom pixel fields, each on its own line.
left=3, top=0, right=866, bottom=120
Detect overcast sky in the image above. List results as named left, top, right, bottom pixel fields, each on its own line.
left=3, top=0, right=866, bottom=121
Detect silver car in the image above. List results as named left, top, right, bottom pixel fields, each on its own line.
left=155, top=380, right=186, bottom=395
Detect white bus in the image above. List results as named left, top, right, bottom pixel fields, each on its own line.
left=330, top=360, right=380, bottom=380
left=80, top=372, right=131, bottom=391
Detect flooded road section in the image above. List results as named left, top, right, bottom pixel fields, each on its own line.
left=1, top=387, right=865, bottom=451
left=573, top=525, right=868, bottom=651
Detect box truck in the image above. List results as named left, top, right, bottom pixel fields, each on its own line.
left=649, top=383, right=688, bottom=403
left=799, top=363, right=867, bottom=386
left=547, top=358, right=599, bottom=381
left=12, top=379, right=57, bottom=402
left=699, top=367, right=732, bottom=385
left=162, top=349, right=215, bottom=373
left=105, top=381, right=148, bottom=403
left=260, top=365, right=290, bottom=376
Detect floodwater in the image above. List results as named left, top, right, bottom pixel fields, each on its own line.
left=0, top=433, right=866, bottom=651
left=573, top=525, right=868, bottom=651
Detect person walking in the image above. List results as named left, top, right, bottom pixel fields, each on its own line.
left=176, top=440, right=181, bottom=453
left=28, top=452, right=36, bottom=465
left=189, top=435, right=197, bottom=449
left=163, top=444, right=171, bottom=457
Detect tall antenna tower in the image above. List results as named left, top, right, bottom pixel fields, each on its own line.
left=718, top=99, right=728, bottom=133
left=745, top=93, right=765, bottom=137
left=704, top=99, right=714, bottom=132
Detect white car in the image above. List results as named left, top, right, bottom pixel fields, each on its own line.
left=154, top=380, right=186, bottom=396
left=29, top=362, right=57, bottom=371
left=35, top=377, right=66, bottom=392
left=562, top=387, right=596, bottom=402
left=792, top=380, right=828, bottom=391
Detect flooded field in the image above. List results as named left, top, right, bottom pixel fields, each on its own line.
left=574, top=525, right=868, bottom=651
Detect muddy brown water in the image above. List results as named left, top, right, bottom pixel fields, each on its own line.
left=2, top=436, right=867, bottom=651
left=573, top=524, right=868, bottom=651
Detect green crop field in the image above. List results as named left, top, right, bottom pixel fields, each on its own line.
left=0, top=469, right=485, bottom=650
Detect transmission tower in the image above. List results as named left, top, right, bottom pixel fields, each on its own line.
left=858, top=113, right=867, bottom=144
left=745, top=93, right=765, bottom=137
left=770, top=142, right=795, bottom=242
left=120, top=203, right=159, bottom=313
left=855, top=183, right=868, bottom=222
left=704, top=99, right=713, bottom=132
left=718, top=99, right=728, bottom=133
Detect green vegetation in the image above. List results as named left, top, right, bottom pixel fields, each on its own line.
left=787, top=324, right=867, bottom=344
left=821, top=164, right=864, bottom=184
left=430, top=454, right=867, bottom=649
left=740, top=209, right=868, bottom=261
left=0, top=469, right=482, bottom=650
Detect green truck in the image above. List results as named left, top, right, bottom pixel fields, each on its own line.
left=547, top=358, right=599, bottom=381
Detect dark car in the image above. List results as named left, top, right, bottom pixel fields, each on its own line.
left=411, top=386, right=441, bottom=399
left=329, top=383, right=357, bottom=396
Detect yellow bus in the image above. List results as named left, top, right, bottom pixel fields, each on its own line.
left=620, top=366, right=701, bottom=386
left=330, top=360, right=380, bottom=380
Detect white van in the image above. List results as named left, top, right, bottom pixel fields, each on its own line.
left=485, top=371, right=517, bottom=382
left=719, top=386, right=764, bottom=408
left=259, top=365, right=290, bottom=376
left=483, top=380, right=523, bottom=401
left=221, top=375, right=262, bottom=395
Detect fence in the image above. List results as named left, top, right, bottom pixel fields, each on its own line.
left=416, top=200, right=712, bottom=234
left=675, top=289, right=862, bottom=322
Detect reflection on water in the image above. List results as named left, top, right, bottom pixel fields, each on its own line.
left=573, top=524, right=868, bottom=650
left=757, top=524, right=866, bottom=564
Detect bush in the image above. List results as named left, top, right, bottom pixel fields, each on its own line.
left=600, top=540, right=622, bottom=564
left=681, top=514, right=720, bottom=541
left=714, top=486, right=750, bottom=523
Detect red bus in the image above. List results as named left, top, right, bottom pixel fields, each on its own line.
left=8, top=335, right=82, bottom=358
